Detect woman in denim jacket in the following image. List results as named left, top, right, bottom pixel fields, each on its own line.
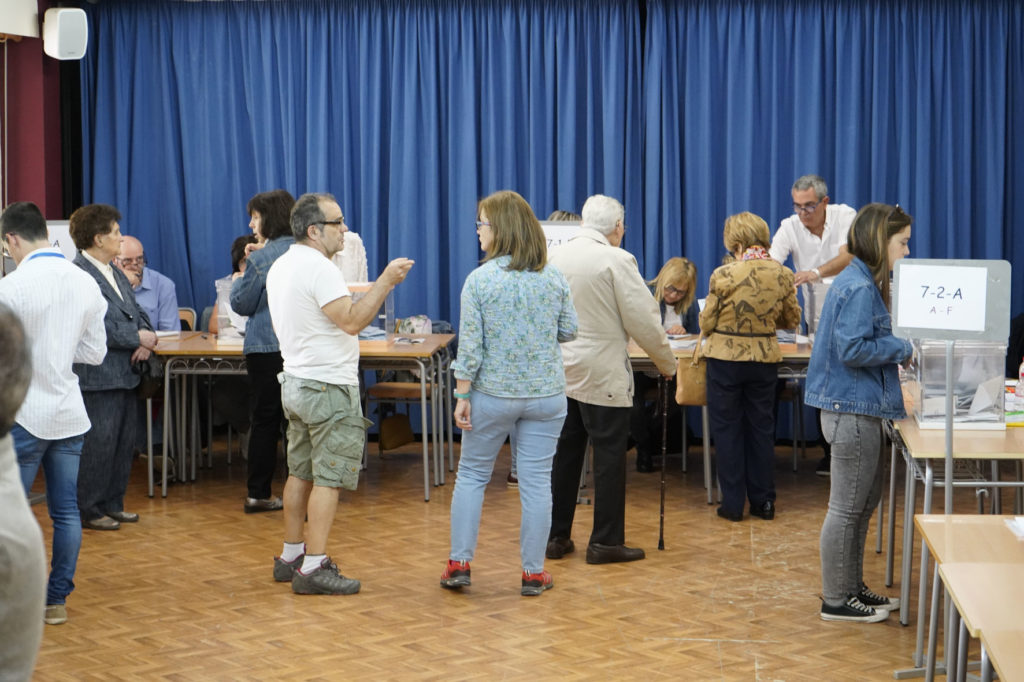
left=805, top=203, right=913, bottom=623
left=230, top=189, right=295, bottom=513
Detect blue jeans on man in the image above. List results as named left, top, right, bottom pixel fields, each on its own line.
left=11, top=424, right=84, bottom=606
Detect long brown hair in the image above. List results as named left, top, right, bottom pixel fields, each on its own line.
left=478, top=190, right=546, bottom=272
left=847, top=203, right=912, bottom=308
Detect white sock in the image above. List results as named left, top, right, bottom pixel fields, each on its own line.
left=281, top=542, right=304, bottom=562
left=300, top=553, right=326, bottom=574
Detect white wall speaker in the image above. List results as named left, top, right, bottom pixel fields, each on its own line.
left=42, top=8, right=88, bottom=60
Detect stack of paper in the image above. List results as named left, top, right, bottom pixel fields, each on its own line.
left=1004, top=516, right=1024, bottom=539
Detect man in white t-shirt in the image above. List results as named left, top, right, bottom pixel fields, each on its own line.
left=266, top=192, right=413, bottom=596
left=769, top=174, right=856, bottom=476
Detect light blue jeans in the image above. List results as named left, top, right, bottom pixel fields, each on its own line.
left=12, top=424, right=84, bottom=605
left=449, top=391, right=567, bottom=573
left=819, top=411, right=884, bottom=605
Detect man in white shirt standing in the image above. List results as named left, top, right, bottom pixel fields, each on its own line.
left=266, top=192, right=413, bottom=595
left=0, top=201, right=108, bottom=626
left=769, top=174, right=856, bottom=476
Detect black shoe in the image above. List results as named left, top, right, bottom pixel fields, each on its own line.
left=585, top=543, right=645, bottom=564
left=107, top=510, right=139, bottom=523
left=749, top=500, right=775, bottom=520
left=635, top=450, right=659, bottom=473
left=815, top=455, right=831, bottom=477
left=856, top=584, right=900, bottom=611
left=545, top=536, right=575, bottom=560
left=716, top=506, right=742, bottom=522
left=820, top=595, right=888, bottom=623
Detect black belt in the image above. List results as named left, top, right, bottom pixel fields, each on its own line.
left=713, top=330, right=775, bottom=338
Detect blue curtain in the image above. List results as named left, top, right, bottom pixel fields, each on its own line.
left=81, top=0, right=1024, bottom=322
left=80, top=0, right=644, bottom=324
left=643, top=0, right=1024, bottom=310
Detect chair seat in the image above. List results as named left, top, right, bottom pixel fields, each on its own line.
left=367, top=382, right=434, bottom=400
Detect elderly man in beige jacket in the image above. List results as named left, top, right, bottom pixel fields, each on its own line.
left=545, top=194, right=677, bottom=565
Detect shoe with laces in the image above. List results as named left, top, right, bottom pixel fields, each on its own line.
left=820, top=595, right=889, bottom=623
left=857, top=584, right=900, bottom=611
left=273, top=554, right=304, bottom=582
left=521, top=570, right=553, bottom=596
left=291, top=557, right=361, bottom=595
left=440, top=560, right=471, bottom=589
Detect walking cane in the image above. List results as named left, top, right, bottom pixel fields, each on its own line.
left=658, top=375, right=668, bottom=550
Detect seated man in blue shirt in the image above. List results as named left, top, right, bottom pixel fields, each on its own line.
left=116, top=235, right=180, bottom=331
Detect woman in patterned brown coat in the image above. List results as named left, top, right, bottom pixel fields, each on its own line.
left=700, top=212, right=801, bottom=522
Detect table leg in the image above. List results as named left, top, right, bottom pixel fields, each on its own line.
left=146, top=397, right=154, bottom=498
left=924, top=561, right=941, bottom=680
left=981, top=643, right=992, bottom=682
left=416, top=358, right=430, bottom=501
left=702, top=406, right=713, bottom=505
left=914, top=461, right=936, bottom=665
left=886, top=438, right=897, bottom=586
left=945, top=592, right=959, bottom=682
left=955, top=618, right=968, bottom=682
left=680, top=409, right=687, bottom=473
left=900, top=449, right=916, bottom=626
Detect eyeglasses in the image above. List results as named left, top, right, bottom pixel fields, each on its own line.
left=475, top=220, right=491, bottom=228
left=886, top=204, right=907, bottom=224
left=320, top=219, right=344, bottom=227
left=119, top=256, right=146, bottom=267
left=793, top=199, right=825, bottom=214
left=1, top=235, right=11, bottom=259
left=664, top=284, right=686, bottom=296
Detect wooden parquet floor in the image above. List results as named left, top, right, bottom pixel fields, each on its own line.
left=26, top=435, right=990, bottom=681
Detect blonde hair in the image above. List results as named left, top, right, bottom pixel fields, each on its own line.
left=723, top=211, right=771, bottom=255
left=649, top=257, right=697, bottom=314
left=478, top=190, right=547, bottom=272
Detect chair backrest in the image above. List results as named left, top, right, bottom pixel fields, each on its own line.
left=179, top=307, right=197, bottom=331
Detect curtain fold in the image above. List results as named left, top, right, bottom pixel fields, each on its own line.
left=81, top=0, right=1024, bottom=322
left=81, top=0, right=643, bottom=323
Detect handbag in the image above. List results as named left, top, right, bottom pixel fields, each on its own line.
left=675, top=333, right=706, bottom=406
left=135, top=354, right=165, bottom=400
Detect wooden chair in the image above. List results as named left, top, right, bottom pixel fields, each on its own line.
left=178, top=307, right=197, bottom=331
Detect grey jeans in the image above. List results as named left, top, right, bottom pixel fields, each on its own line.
left=819, top=410, right=884, bottom=605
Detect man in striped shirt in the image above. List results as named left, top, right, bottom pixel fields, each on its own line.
left=0, top=201, right=108, bottom=626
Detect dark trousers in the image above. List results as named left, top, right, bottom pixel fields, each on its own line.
left=79, top=389, right=137, bottom=521
left=706, top=358, right=778, bottom=516
left=245, top=352, right=285, bottom=499
left=550, top=398, right=630, bottom=546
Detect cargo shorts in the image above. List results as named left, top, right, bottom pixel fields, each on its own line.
left=278, top=373, right=372, bottom=490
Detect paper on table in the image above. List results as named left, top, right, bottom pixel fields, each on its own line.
left=156, top=330, right=180, bottom=337
left=670, top=337, right=698, bottom=350
left=968, top=374, right=1005, bottom=415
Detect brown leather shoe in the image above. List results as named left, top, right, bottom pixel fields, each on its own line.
left=545, top=536, right=575, bottom=559
left=84, top=515, right=121, bottom=531
left=108, top=511, right=139, bottom=523
left=585, top=543, right=645, bottom=564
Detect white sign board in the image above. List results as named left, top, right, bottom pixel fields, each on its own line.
left=895, top=262, right=987, bottom=331
left=540, top=221, right=580, bottom=250
left=46, top=221, right=77, bottom=260
left=893, top=259, right=1011, bottom=342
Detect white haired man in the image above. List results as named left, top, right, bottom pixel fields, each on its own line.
left=545, top=194, right=676, bottom=565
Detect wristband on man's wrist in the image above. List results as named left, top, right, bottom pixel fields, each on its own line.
left=453, top=391, right=471, bottom=400
left=811, top=267, right=822, bottom=280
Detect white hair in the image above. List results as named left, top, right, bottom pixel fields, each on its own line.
left=580, top=194, right=624, bottom=235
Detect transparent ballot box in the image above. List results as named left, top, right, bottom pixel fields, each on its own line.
left=908, top=340, right=1007, bottom=430
left=350, top=283, right=394, bottom=342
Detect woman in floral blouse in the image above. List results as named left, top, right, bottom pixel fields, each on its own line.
left=441, top=190, right=578, bottom=597
left=700, top=212, right=801, bottom=522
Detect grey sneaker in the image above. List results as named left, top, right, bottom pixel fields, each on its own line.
left=291, top=557, right=361, bottom=595
left=273, top=554, right=304, bottom=582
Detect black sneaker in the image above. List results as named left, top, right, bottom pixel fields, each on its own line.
left=856, top=585, right=900, bottom=611
left=815, top=456, right=831, bottom=477
left=440, top=560, right=471, bottom=589
left=291, top=557, right=361, bottom=595
left=820, top=595, right=888, bottom=623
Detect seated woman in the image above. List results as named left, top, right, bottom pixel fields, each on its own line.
left=701, top=213, right=800, bottom=521
left=630, top=257, right=699, bottom=472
